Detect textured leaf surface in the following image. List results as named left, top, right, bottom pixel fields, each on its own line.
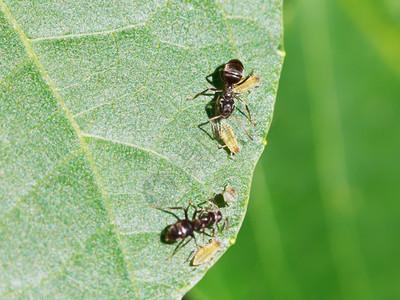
left=0, top=0, right=283, bottom=298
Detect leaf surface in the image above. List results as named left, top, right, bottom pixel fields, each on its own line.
left=0, top=0, right=283, bottom=298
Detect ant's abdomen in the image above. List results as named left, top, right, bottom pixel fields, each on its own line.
left=223, top=59, right=244, bottom=84
left=165, top=220, right=193, bottom=242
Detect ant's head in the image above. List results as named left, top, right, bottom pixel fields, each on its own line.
left=223, top=59, right=244, bottom=84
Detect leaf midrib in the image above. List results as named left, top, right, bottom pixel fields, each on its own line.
left=0, top=0, right=139, bottom=294
left=0, top=1, right=275, bottom=297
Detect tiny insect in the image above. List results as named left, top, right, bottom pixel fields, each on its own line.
left=188, top=59, right=260, bottom=139
left=191, top=240, right=222, bottom=266
left=152, top=201, right=225, bottom=260
left=222, top=185, right=237, bottom=204
left=219, top=122, right=240, bottom=155
left=234, top=71, right=260, bottom=94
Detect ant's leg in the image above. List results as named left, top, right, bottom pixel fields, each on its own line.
left=224, top=218, right=229, bottom=231
left=205, top=200, right=220, bottom=210
left=214, top=94, right=221, bottom=115
left=150, top=205, right=185, bottom=211
left=201, top=227, right=214, bottom=239
left=234, top=94, right=256, bottom=126
left=192, top=233, right=199, bottom=247
left=191, top=205, right=199, bottom=221
left=204, top=199, right=222, bottom=212
left=187, top=88, right=223, bottom=101
left=214, top=218, right=228, bottom=236
left=187, top=200, right=205, bottom=222
left=201, top=228, right=215, bottom=243
left=203, top=200, right=221, bottom=214
left=211, top=121, right=220, bottom=139
left=209, top=115, right=222, bottom=138
left=187, top=199, right=196, bottom=210
left=210, top=95, right=222, bottom=137
left=200, top=207, right=208, bottom=215
left=231, top=115, right=254, bottom=141
left=209, top=114, right=222, bottom=122
left=150, top=204, right=190, bottom=220
left=166, top=239, right=183, bottom=261
left=196, top=199, right=211, bottom=209
left=235, top=74, right=251, bottom=87
left=218, top=218, right=228, bottom=232
left=150, top=205, right=184, bottom=220
left=210, top=227, right=216, bottom=238
left=166, top=237, right=193, bottom=261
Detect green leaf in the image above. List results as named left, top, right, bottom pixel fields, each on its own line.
left=0, top=0, right=283, bottom=298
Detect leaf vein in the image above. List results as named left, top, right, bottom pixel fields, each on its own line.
left=1, top=148, right=83, bottom=216
left=72, top=87, right=146, bottom=119
left=81, top=132, right=207, bottom=188
left=0, top=1, right=140, bottom=295
left=213, top=0, right=238, bottom=53
left=2, top=223, right=113, bottom=298
left=29, top=23, right=146, bottom=43
left=0, top=56, right=30, bottom=85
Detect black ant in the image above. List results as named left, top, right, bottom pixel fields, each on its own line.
left=188, top=59, right=259, bottom=140
left=152, top=200, right=227, bottom=260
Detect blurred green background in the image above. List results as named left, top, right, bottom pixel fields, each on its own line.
left=188, top=0, right=400, bottom=299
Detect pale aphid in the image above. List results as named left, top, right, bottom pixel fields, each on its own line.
left=220, top=122, right=240, bottom=155
left=222, top=186, right=237, bottom=204
left=192, top=240, right=222, bottom=266
left=234, top=72, right=260, bottom=94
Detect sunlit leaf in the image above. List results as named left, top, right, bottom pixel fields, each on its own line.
left=0, top=0, right=283, bottom=298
